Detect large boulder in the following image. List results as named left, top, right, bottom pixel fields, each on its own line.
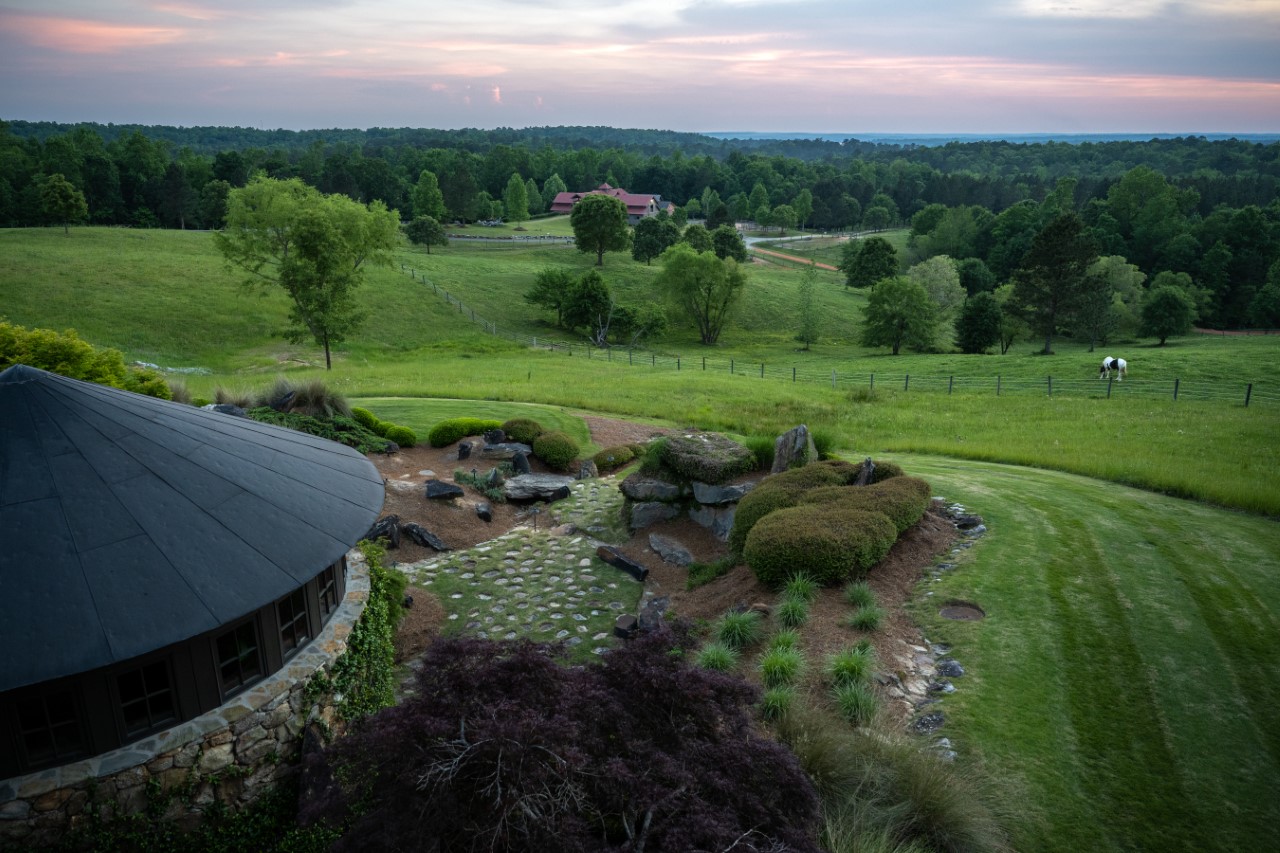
left=503, top=473, right=573, bottom=502
left=689, top=504, right=736, bottom=541
left=771, top=425, right=818, bottom=474
left=648, top=534, right=694, bottom=567
left=628, top=501, right=680, bottom=530
left=620, top=475, right=683, bottom=502
left=425, top=480, right=466, bottom=500
left=660, top=433, right=755, bottom=484
left=480, top=442, right=532, bottom=461
left=691, top=480, right=755, bottom=506
left=401, top=522, right=449, bottom=551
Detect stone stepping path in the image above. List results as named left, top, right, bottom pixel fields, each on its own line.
left=398, top=477, right=640, bottom=657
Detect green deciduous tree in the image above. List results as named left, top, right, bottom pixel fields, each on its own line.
left=215, top=177, right=399, bottom=369
left=632, top=215, right=680, bottom=265
left=992, top=283, right=1026, bottom=355
left=656, top=243, right=746, bottom=345
left=792, top=188, right=813, bottom=230
left=839, top=237, right=898, bottom=290
left=404, top=215, right=448, bottom=254
left=562, top=270, right=614, bottom=345
left=540, top=173, right=567, bottom=210
left=771, top=204, right=797, bottom=235
left=861, top=277, right=938, bottom=355
left=681, top=223, right=713, bottom=253
left=1140, top=284, right=1196, bottom=345
left=955, top=292, right=1004, bottom=354
left=570, top=193, right=629, bottom=266
left=411, top=170, right=446, bottom=220
left=502, top=172, right=529, bottom=223
left=794, top=264, right=821, bottom=350
left=612, top=302, right=668, bottom=348
left=906, top=255, right=965, bottom=324
left=524, top=177, right=542, bottom=215
left=524, top=267, right=575, bottom=326
left=711, top=225, right=748, bottom=262
left=1011, top=213, right=1097, bottom=354
left=39, top=173, right=87, bottom=234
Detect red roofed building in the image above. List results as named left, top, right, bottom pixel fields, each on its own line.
left=549, top=183, right=675, bottom=223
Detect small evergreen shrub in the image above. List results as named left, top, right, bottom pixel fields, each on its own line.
left=743, top=435, right=776, bottom=470
left=427, top=417, right=505, bottom=447
left=848, top=604, right=886, bottom=631
left=784, top=572, right=820, bottom=603
left=0, top=321, right=170, bottom=399
left=659, top=433, right=756, bottom=484
left=351, top=407, right=379, bottom=430
left=832, top=681, right=879, bottom=726
left=532, top=430, right=580, bottom=471
left=246, top=408, right=390, bottom=454
left=501, top=417, right=546, bottom=444
left=371, top=419, right=392, bottom=437
left=827, top=642, right=877, bottom=686
left=728, top=484, right=805, bottom=555
left=760, top=646, right=804, bottom=688
left=744, top=504, right=896, bottom=587
left=714, top=610, right=763, bottom=650
left=760, top=686, right=796, bottom=722
left=800, top=477, right=930, bottom=535
left=638, top=438, right=667, bottom=475
left=696, top=641, right=739, bottom=672
left=383, top=425, right=418, bottom=448
left=593, top=445, right=635, bottom=471
left=844, top=581, right=877, bottom=609
left=776, top=597, right=810, bottom=629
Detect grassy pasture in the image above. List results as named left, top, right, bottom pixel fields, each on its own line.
left=903, top=454, right=1280, bottom=852
left=445, top=213, right=576, bottom=238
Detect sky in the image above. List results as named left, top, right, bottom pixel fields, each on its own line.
left=2, top=0, right=1279, bottom=134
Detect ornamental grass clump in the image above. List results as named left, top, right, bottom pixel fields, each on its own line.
left=776, top=596, right=810, bottom=629
left=847, top=604, right=886, bottom=632
left=768, top=630, right=802, bottom=652
left=827, top=642, right=878, bottom=687
left=833, top=681, right=880, bottom=727
left=696, top=642, right=740, bottom=672
left=844, top=581, right=877, bottom=609
left=760, top=686, right=796, bottom=722
left=714, top=610, right=763, bottom=650
left=760, top=646, right=805, bottom=688
left=785, top=572, right=820, bottom=603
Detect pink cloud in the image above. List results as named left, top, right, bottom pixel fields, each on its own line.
left=0, top=13, right=185, bottom=53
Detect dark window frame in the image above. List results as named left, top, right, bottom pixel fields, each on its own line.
left=276, top=588, right=310, bottom=660
left=214, top=617, right=264, bottom=699
left=114, top=658, right=178, bottom=738
left=12, top=686, right=88, bottom=770
left=318, top=564, right=339, bottom=620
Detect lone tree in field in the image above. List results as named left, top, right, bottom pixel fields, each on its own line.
left=40, top=173, right=88, bottom=235
left=631, top=214, right=680, bottom=265
left=1141, top=284, right=1197, bottom=345
left=405, top=215, right=448, bottom=254
left=1012, top=213, right=1098, bottom=354
left=216, top=177, right=400, bottom=369
left=840, top=236, right=898, bottom=289
left=861, top=276, right=938, bottom=355
left=570, top=193, right=630, bottom=266
left=656, top=243, right=745, bottom=345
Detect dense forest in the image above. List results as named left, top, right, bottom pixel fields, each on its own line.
left=3, top=120, right=1278, bottom=328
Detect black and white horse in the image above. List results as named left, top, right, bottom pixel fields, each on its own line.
left=1099, top=356, right=1127, bottom=381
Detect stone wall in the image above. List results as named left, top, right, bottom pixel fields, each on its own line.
left=0, top=553, right=370, bottom=849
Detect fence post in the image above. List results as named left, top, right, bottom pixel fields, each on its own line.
left=533, top=336, right=537, bottom=348
left=793, top=367, right=796, bottom=383
left=831, top=370, right=836, bottom=389
left=948, top=376, right=954, bottom=395
left=760, top=363, right=764, bottom=378
left=870, top=373, right=874, bottom=391
left=629, top=350, right=632, bottom=365
left=587, top=346, right=591, bottom=359
left=1173, top=378, right=1180, bottom=401
left=677, top=357, right=681, bottom=371
left=651, top=354, right=655, bottom=367
left=904, top=374, right=910, bottom=391
left=1107, top=376, right=1113, bottom=398
left=702, top=357, right=706, bottom=371
left=731, top=359, right=735, bottom=375
left=1245, top=383, right=1253, bottom=407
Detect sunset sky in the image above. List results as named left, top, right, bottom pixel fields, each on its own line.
left=2, top=0, right=1279, bottom=133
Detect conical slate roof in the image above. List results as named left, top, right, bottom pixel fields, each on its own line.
left=0, top=365, right=384, bottom=694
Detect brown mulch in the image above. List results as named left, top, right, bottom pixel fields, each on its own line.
left=375, top=418, right=958, bottom=693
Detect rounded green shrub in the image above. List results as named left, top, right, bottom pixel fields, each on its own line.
left=351, top=407, right=379, bottom=430
left=532, top=430, right=580, bottom=471
left=371, top=419, right=392, bottom=437
left=728, top=484, right=805, bottom=555
left=501, top=417, right=546, bottom=444
left=869, top=460, right=905, bottom=483
left=799, top=476, right=931, bottom=535
left=427, top=417, right=505, bottom=448
left=383, top=425, right=417, bottom=448
left=592, top=445, right=635, bottom=471
left=744, top=504, right=896, bottom=588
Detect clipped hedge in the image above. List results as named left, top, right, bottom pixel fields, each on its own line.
left=427, top=417, right=505, bottom=447
left=727, top=460, right=857, bottom=554
left=383, top=425, right=418, bottom=448
left=659, top=433, right=755, bottom=484
left=870, top=460, right=905, bottom=483
left=744, top=504, right=896, bottom=587
left=351, top=407, right=379, bottom=430
left=593, top=445, right=635, bottom=471
left=501, top=417, right=546, bottom=444
left=533, top=430, right=580, bottom=471
left=800, top=476, right=931, bottom=534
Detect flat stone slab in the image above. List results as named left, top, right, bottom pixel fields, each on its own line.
left=691, top=480, right=755, bottom=506
left=620, top=475, right=683, bottom=502
left=503, top=474, right=574, bottom=502
left=648, top=533, right=693, bottom=567
left=480, top=442, right=532, bottom=461
left=425, top=480, right=465, bottom=500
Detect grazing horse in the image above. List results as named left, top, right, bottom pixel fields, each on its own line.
left=1099, top=356, right=1127, bottom=381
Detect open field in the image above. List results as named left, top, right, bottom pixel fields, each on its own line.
left=4, top=226, right=1280, bottom=851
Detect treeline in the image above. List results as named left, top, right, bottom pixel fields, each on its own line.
left=2, top=120, right=1277, bottom=326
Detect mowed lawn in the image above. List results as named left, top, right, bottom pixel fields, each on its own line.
left=900, top=454, right=1280, bottom=853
